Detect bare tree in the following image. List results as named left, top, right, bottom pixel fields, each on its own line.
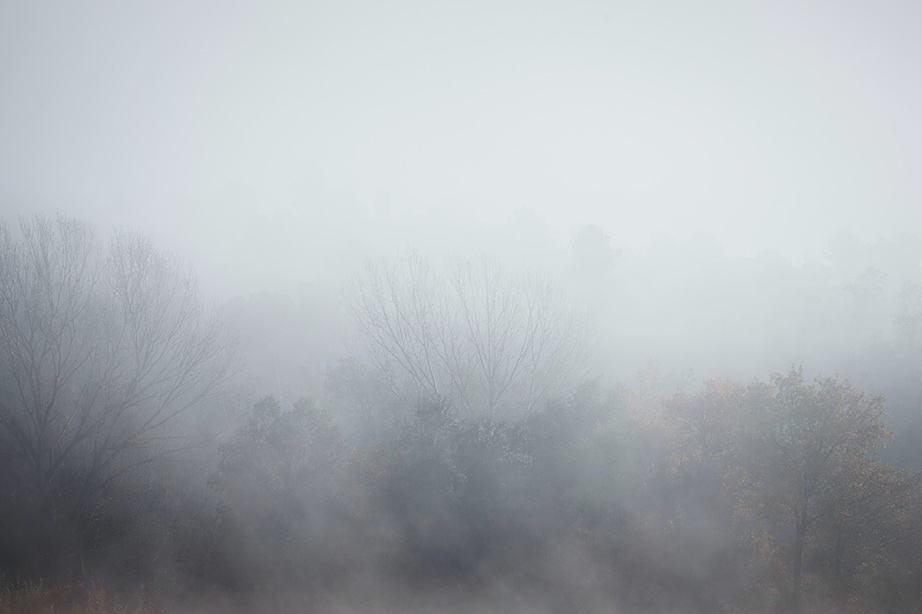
left=347, top=250, right=593, bottom=419
left=0, top=215, right=234, bottom=531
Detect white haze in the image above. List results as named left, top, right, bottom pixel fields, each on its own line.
left=2, top=0, right=921, bottom=298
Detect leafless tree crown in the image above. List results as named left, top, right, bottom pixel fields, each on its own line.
left=0, top=215, right=234, bottom=517
left=347, top=251, right=594, bottom=418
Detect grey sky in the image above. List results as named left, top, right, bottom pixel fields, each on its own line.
left=2, top=0, right=920, bottom=295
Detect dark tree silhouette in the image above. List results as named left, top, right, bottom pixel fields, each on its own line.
left=0, top=215, right=234, bottom=571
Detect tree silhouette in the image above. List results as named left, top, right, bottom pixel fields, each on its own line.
left=0, top=215, right=233, bottom=570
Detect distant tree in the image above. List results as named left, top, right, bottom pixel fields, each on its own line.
left=569, top=224, right=620, bottom=301
left=346, top=251, right=593, bottom=419
left=0, top=215, right=233, bottom=571
left=570, top=224, right=620, bottom=277
left=896, top=280, right=922, bottom=343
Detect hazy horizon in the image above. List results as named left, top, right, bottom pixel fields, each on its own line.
left=3, top=0, right=921, bottom=298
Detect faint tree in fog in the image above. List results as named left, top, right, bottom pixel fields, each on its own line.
left=325, top=356, right=397, bottom=440
left=896, top=280, right=922, bottom=343
left=347, top=251, right=593, bottom=418
left=569, top=224, right=620, bottom=305
left=0, top=215, right=234, bottom=546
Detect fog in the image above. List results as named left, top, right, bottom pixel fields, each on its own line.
left=2, top=1, right=922, bottom=613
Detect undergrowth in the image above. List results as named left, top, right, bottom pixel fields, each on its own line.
left=0, top=576, right=163, bottom=614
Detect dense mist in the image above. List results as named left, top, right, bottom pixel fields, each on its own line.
left=3, top=1, right=922, bottom=613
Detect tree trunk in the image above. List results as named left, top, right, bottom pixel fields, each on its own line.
left=791, top=509, right=807, bottom=614
left=833, top=525, right=850, bottom=610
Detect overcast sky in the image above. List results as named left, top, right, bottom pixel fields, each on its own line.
left=2, top=0, right=920, bottom=296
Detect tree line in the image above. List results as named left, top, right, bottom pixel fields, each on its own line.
left=2, top=214, right=922, bottom=613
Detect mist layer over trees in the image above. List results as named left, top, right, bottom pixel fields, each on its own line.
left=3, top=215, right=922, bottom=614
